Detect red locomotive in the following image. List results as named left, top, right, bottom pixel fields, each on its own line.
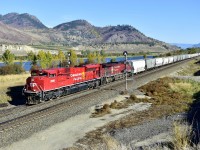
left=22, top=62, right=132, bottom=104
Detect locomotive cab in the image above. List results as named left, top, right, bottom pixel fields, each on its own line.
left=22, top=69, right=58, bottom=104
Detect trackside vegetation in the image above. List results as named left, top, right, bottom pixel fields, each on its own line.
left=26, top=49, right=106, bottom=70
left=92, top=77, right=200, bottom=117
left=0, top=50, right=24, bottom=75
left=78, top=77, right=200, bottom=150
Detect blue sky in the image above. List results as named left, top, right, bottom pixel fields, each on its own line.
left=0, top=0, right=199, bottom=44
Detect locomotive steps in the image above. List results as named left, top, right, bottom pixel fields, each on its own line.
left=0, top=57, right=200, bottom=149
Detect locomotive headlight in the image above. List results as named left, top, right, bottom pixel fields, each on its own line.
left=30, top=83, right=36, bottom=87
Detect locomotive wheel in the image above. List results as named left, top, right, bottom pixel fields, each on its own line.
left=94, top=80, right=100, bottom=88
left=27, top=96, right=40, bottom=105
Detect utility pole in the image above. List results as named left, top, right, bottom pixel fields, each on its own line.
left=123, top=51, right=128, bottom=91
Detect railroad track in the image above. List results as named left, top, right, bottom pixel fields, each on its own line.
left=0, top=86, right=118, bottom=133
left=0, top=57, right=197, bottom=134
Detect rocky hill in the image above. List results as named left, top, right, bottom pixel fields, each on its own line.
left=0, top=13, right=47, bottom=29
left=54, top=20, right=157, bottom=43
left=97, top=25, right=156, bottom=43
left=0, top=13, right=179, bottom=52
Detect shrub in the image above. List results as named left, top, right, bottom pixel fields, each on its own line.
left=130, top=94, right=137, bottom=101
left=110, top=100, right=118, bottom=109
left=102, top=104, right=110, bottom=113
left=120, top=90, right=128, bottom=95
left=0, top=64, right=25, bottom=75
left=173, top=122, right=192, bottom=150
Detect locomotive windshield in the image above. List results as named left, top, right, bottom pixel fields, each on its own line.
left=39, top=72, right=48, bottom=76
left=31, top=72, right=38, bottom=76
left=31, top=71, right=48, bottom=76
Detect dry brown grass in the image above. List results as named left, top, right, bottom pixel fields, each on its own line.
left=0, top=73, right=30, bottom=104
left=138, top=77, right=197, bottom=113
left=99, top=77, right=200, bottom=128
left=68, top=77, right=200, bottom=149
left=178, top=59, right=200, bottom=76
left=91, top=95, right=146, bottom=118
left=103, top=77, right=200, bottom=131
left=101, top=134, right=121, bottom=150
left=91, top=104, right=111, bottom=118
left=173, top=122, right=193, bottom=150
left=0, top=73, right=29, bottom=84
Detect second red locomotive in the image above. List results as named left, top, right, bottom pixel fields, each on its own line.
left=22, top=62, right=132, bottom=104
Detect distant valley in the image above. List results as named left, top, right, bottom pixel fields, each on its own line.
left=171, top=43, right=200, bottom=49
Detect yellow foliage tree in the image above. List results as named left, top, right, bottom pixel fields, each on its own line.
left=69, top=49, right=78, bottom=66
left=37, top=50, right=53, bottom=69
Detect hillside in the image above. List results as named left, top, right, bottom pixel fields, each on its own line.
left=0, top=13, right=179, bottom=52
left=0, top=22, right=32, bottom=44
left=97, top=25, right=152, bottom=43
left=0, top=13, right=47, bottom=29
left=53, top=20, right=160, bottom=44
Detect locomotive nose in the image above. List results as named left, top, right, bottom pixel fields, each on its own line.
left=31, top=77, right=35, bottom=82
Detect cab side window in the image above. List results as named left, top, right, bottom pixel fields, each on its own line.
left=49, top=74, right=56, bottom=78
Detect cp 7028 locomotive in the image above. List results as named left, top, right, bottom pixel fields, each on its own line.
left=22, top=62, right=132, bottom=105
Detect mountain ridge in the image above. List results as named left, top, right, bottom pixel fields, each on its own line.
left=0, top=12, right=179, bottom=51
left=0, top=13, right=47, bottom=29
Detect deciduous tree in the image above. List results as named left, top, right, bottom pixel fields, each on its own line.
left=69, top=49, right=78, bottom=66
left=2, top=50, right=15, bottom=65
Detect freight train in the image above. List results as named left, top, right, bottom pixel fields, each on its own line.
left=22, top=53, right=199, bottom=105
